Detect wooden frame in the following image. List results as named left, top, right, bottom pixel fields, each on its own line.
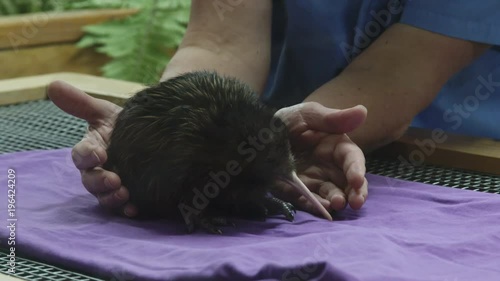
left=0, top=72, right=499, bottom=175
left=0, top=72, right=144, bottom=106
left=0, top=9, right=138, bottom=80
left=370, top=127, right=500, bottom=175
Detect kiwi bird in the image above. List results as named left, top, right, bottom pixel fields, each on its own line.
left=103, top=71, right=332, bottom=234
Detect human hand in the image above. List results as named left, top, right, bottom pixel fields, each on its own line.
left=47, top=81, right=138, bottom=217
left=274, top=102, right=368, bottom=215
left=48, top=81, right=367, bottom=218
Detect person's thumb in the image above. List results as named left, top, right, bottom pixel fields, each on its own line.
left=323, top=104, right=367, bottom=133
left=275, top=102, right=367, bottom=135
left=47, top=80, right=120, bottom=124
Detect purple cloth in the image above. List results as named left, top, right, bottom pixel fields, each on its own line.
left=1, top=148, right=500, bottom=281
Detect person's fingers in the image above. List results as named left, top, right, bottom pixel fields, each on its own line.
left=291, top=130, right=328, bottom=151
left=87, top=125, right=111, bottom=149
left=273, top=173, right=328, bottom=209
left=81, top=168, right=139, bottom=218
left=72, top=140, right=107, bottom=170
left=323, top=104, right=367, bottom=134
left=96, top=186, right=130, bottom=209
left=276, top=102, right=336, bottom=137
left=346, top=177, right=368, bottom=210
left=312, top=134, right=365, bottom=190
left=300, top=166, right=347, bottom=210
left=295, top=192, right=331, bottom=216
left=301, top=163, right=348, bottom=190
left=300, top=130, right=328, bottom=144
left=296, top=172, right=323, bottom=194
left=316, top=181, right=347, bottom=211
left=122, top=203, right=138, bottom=218
left=331, top=135, right=366, bottom=191
left=47, top=80, right=121, bottom=124
left=278, top=172, right=345, bottom=212
left=276, top=102, right=367, bottom=136
left=81, top=168, right=121, bottom=195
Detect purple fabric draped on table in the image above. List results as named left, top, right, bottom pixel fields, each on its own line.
left=1, top=148, right=499, bottom=281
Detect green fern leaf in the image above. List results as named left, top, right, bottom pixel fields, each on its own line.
left=76, top=0, right=191, bottom=83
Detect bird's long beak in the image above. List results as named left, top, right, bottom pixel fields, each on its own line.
left=280, top=171, right=333, bottom=221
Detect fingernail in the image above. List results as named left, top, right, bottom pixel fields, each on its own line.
left=352, top=165, right=364, bottom=175
left=73, top=146, right=95, bottom=166
left=354, top=104, right=367, bottom=111
left=92, top=151, right=101, bottom=163
left=80, top=145, right=94, bottom=156
left=104, top=177, right=115, bottom=190
left=348, top=190, right=363, bottom=202
left=331, top=195, right=346, bottom=210
left=341, top=197, right=347, bottom=210
left=349, top=188, right=357, bottom=198
left=72, top=150, right=84, bottom=166
left=114, top=188, right=125, bottom=200
left=124, top=205, right=137, bottom=217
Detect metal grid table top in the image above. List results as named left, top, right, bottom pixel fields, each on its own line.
left=0, top=250, right=103, bottom=281
left=1, top=99, right=499, bottom=281
left=0, top=99, right=87, bottom=154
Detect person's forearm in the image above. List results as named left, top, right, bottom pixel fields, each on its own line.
left=161, top=0, right=271, bottom=95
left=305, top=69, right=413, bottom=152
left=304, top=23, right=490, bottom=152
left=162, top=44, right=269, bottom=94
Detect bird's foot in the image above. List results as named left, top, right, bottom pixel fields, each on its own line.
left=262, top=196, right=296, bottom=221
left=185, top=214, right=235, bottom=234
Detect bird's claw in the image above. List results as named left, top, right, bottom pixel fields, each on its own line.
left=263, top=196, right=296, bottom=221
left=185, top=214, right=235, bottom=234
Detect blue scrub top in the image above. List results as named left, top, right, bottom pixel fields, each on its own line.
left=262, top=0, right=500, bottom=140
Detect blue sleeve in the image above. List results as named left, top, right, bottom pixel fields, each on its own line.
left=400, top=0, right=500, bottom=45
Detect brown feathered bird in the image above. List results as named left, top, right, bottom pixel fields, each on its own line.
left=103, top=71, right=332, bottom=234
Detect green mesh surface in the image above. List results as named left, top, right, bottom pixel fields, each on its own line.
left=0, top=99, right=87, bottom=154
left=0, top=100, right=105, bottom=280
left=0, top=249, right=104, bottom=281
left=366, top=157, right=500, bottom=194
left=0, top=99, right=499, bottom=280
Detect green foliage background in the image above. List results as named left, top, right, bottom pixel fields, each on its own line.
left=0, top=0, right=191, bottom=84
left=0, top=0, right=64, bottom=14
